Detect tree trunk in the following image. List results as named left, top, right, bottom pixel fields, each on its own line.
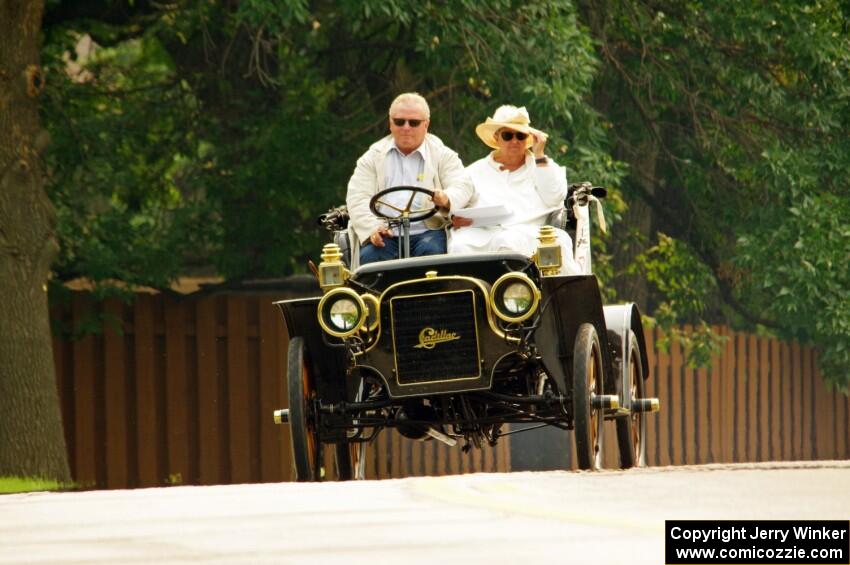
left=0, top=0, right=71, bottom=481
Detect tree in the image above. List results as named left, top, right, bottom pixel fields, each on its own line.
left=0, top=0, right=71, bottom=481
left=581, top=0, right=850, bottom=388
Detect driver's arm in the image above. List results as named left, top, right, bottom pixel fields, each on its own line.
left=432, top=189, right=450, bottom=208
left=346, top=152, right=386, bottom=244
left=435, top=149, right=474, bottom=212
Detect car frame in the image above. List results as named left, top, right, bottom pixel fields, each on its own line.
left=274, top=182, right=659, bottom=481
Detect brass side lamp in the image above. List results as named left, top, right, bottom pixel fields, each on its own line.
left=318, top=243, right=350, bottom=290
left=534, top=226, right=561, bottom=277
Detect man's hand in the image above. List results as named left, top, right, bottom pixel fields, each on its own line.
left=369, top=225, right=393, bottom=247
left=451, top=215, right=473, bottom=230
left=531, top=129, right=548, bottom=159
left=432, top=189, right=450, bottom=209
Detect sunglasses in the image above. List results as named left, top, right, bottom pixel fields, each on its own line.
left=500, top=130, right=528, bottom=142
left=392, top=118, right=425, bottom=127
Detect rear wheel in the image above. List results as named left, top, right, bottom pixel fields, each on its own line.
left=616, top=331, right=647, bottom=468
left=572, top=323, right=604, bottom=470
left=287, top=337, right=321, bottom=481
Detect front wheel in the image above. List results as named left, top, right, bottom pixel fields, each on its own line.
left=334, top=375, right=367, bottom=481
left=616, top=331, right=647, bottom=468
left=572, top=323, right=604, bottom=470
left=287, top=337, right=322, bottom=481
left=335, top=443, right=365, bottom=480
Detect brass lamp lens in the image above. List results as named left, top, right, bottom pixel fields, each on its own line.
left=503, top=283, right=533, bottom=314
left=329, top=298, right=360, bottom=331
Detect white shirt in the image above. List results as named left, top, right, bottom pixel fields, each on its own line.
left=380, top=141, right=430, bottom=235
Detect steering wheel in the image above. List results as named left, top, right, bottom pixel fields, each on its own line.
left=369, top=185, right=439, bottom=223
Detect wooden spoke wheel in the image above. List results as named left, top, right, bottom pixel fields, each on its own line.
left=616, top=330, right=647, bottom=468
left=287, top=337, right=322, bottom=481
left=572, top=323, right=604, bottom=470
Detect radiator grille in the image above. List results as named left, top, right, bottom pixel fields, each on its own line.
left=390, top=290, right=481, bottom=385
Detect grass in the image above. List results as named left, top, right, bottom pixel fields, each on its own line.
left=0, top=476, right=65, bottom=494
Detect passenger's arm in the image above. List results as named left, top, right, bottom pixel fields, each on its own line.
left=532, top=158, right=568, bottom=208
left=451, top=215, right=474, bottom=229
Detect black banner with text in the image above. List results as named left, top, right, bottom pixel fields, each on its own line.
left=665, top=520, right=849, bottom=564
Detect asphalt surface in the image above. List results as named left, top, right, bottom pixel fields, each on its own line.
left=1, top=461, right=848, bottom=564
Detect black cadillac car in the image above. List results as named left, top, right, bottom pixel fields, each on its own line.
left=273, top=184, right=659, bottom=481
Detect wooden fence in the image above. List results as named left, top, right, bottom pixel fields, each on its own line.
left=640, top=327, right=849, bottom=467
left=50, top=291, right=849, bottom=489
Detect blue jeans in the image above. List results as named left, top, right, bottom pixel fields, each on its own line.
left=359, top=229, right=447, bottom=265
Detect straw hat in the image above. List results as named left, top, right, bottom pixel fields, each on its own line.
left=474, top=105, right=546, bottom=149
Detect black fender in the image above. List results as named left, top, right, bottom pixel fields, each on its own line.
left=274, top=297, right=350, bottom=441
left=535, top=276, right=616, bottom=398
left=602, top=303, right=650, bottom=406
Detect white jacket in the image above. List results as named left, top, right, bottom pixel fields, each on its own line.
left=346, top=133, right=474, bottom=244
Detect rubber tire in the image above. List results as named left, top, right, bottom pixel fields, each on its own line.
left=616, top=331, right=647, bottom=469
left=287, top=337, right=320, bottom=481
left=572, top=323, right=604, bottom=470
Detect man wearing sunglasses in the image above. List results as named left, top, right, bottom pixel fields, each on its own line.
left=448, top=104, right=581, bottom=275
left=346, top=92, right=474, bottom=265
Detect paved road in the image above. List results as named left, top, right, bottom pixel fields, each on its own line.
left=1, top=461, right=848, bottom=564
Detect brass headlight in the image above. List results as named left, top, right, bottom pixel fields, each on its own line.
left=318, top=288, right=367, bottom=338
left=490, top=273, right=540, bottom=323
left=361, top=293, right=380, bottom=332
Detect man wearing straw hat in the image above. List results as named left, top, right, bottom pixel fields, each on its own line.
left=346, top=92, right=474, bottom=265
left=449, top=104, right=581, bottom=275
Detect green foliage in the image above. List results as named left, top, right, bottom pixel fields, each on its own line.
left=632, top=234, right=726, bottom=366
left=633, top=234, right=716, bottom=323
left=736, top=190, right=850, bottom=391
left=585, top=0, right=850, bottom=388
left=207, top=99, right=357, bottom=277
left=42, top=26, right=210, bottom=289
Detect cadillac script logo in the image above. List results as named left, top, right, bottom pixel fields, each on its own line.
left=414, top=327, right=461, bottom=349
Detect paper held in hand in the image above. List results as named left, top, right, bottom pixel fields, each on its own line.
left=451, top=204, right=513, bottom=227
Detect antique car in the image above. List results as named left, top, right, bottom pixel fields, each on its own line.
left=273, top=183, right=660, bottom=481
